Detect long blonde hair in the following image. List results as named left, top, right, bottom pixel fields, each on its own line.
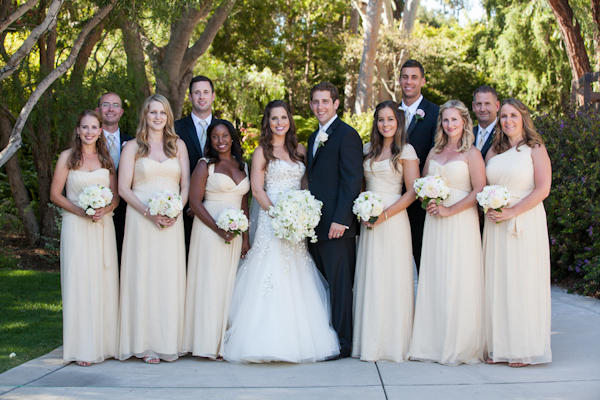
left=67, top=110, right=114, bottom=172
left=135, top=94, right=178, bottom=160
left=492, top=98, right=544, bottom=154
left=433, top=100, right=474, bottom=154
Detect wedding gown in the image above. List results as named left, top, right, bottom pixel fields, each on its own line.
left=483, top=145, right=551, bottom=364
left=222, top=159, right=340, bottom=363
left=352, top=145, right=417, bottom=362
left=60, top=168, right=118, bottom=363
left=410, top=160, right=484, bottom=366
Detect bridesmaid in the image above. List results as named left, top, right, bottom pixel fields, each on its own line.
left=410, top=100, right=486, bottom=366
left=183, top=120, right=250, bottom=359
left=50, top=110, right=119, bottom=366
left=117, top=95, right=190, bottom=364
left=483, top=98, right=552, bottom=367
left=352, top=101, right=420, bottom=362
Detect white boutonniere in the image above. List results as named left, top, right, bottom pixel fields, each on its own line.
left=120, top=140, right=127, bottom=149
left=316, top=131, right=329, bottom=149
left=415, top=109, right=425, bottom=121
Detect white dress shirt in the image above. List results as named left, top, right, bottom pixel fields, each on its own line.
left=191, top=113, right=213, bottom=152
left=401, top=95, right=424, bottom=130
left=313, top=114, right=338, bottom=156
left=475, top=118, right=497, bottom=150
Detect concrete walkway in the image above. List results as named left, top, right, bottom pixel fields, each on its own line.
left=1, top=286, right=599, bottom=399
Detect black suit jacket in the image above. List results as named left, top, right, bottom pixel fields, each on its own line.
left=406, top=97, right=439, bottom=173
left=175, top=115, right=214, bottom=175
left=113, top=131, right=134, bottom=264
left=473, top=125, right=496, bottom=160
left=307, top=117, right=363, bottom=241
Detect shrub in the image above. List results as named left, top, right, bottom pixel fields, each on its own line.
left=537, top=106, right=600, bottom=297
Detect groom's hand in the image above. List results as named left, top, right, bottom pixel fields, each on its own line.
left=328, top=222, right=347, bottom=239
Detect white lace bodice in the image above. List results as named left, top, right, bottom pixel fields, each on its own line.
left=264, top=159, right=305, bottom=204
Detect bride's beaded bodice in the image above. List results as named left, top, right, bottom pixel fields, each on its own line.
left=264, top=159, right=305, bottom=204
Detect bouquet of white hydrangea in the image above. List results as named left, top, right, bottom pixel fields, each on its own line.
left=268, top=189, right=323, bottom=243
left=352, top=191, right=384, bottom=229
left=147, top=190, right=183, bottom=219
left=78, top=184, right=113, bottom=216
left=216, top=207, right=249, bottom=244
left=413, top=175, right=451, bottom=209
left=476, top=185, right=511, bottom=214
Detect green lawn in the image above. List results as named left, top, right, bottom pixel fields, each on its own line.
left=0, top=254, right=62, bottom=374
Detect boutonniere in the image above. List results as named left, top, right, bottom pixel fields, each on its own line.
left=316, top=131, right=329, bottom=149
left=415, top=109, right=425, bottom=121
left=120, top=140, right=127, bottom=150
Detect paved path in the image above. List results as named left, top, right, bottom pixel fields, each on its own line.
left=1, top=286, right=599, bottom=399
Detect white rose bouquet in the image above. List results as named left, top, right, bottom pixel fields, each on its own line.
left=216, top=207, right=249, bottom=244
left=476, top=185, right=511, bottom=214
left=147, top=190, right=184, bottom=220
left=352, top=191, right=384, bottom=230
left=413, top=175, right=451, bottom=209
left=268, top=189, right=323, bottom=243
left=78, top=184, right=113, bottom=217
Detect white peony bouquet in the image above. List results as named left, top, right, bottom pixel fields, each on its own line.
left=413, top=175, right=451, bottom=209
left=268, top=189, right=323, bottom=243
left=216, top=207, right=249, bottom=244
left=147, top=190, right=184, bottom=219
left=352, top=191, right=384, bottom=229
left=78, top=184, right=113, bottom=217
left=476, top=185, right=511, bottom=214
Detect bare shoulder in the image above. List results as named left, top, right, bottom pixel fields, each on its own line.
left=56, top=149, right=72, bottom=167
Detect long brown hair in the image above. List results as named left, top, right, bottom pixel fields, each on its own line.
left=365, top=101, right=407, bottom=172
left=67, top=110, right=114, bottom=172
left=492, top=98, right=544, bottom=154
left=135, top=94, right=179, bottom=160
left=259, top=100, right=304, bottom=167
left=433, top=100, right=474, bottom=154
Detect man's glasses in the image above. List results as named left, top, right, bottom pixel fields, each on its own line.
left=100, top=102, right=122, bottom=109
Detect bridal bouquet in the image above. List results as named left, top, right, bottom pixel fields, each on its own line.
left=216, top=207, right=249, bottom=244
left=413, top=175, right=450, bottom=209
left=268, top=189, right=323, bottom=243
left=476, top=185, right=511, bottom=213
left=78, top=184, right=113, bottom=216
left=352, top=191, right=384, bottom=229
left=147, top=190, right=184, bottom=219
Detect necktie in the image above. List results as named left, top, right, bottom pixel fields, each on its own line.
left=404, top=108, right=411, bottom=131
left=198, top=120, right=207, bottom=154
left=313, top=128, right=325, bottom=157
left=477, top=129, right=486, bottom=150
left=108, top=133, right=119, bottom=170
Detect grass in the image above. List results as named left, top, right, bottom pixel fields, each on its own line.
left=0, top=250, right=62, bottom=374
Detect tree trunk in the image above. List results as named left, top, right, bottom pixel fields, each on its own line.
left=355, top=0, right=382, bottom=114
left=119, top=17, right=151, bottom=112
left=547, top=0, right=591, bottom=81
left=399, top=0, right=418, bottom=38
left=591, top=0, right=600, bottom=70
left=0, top=106, right=40, bottom=244
left=70, top=19, right=106, bottom=89
left=148, top=0, right=236, bottom=119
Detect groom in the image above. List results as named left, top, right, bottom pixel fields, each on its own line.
left=307, top=82, right=363, bottom=358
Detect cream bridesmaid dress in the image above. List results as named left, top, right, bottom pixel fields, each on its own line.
left=183, top=162, right=250, bottom=358
left=60, top=168, right=119, bottom=364
left=352, top=144, right=418, bottom=362
left=483, top=145, right=551, bottom=365
left=118, top=157, right=186, bottom=361
left=410, top=160, right=484, bottom=366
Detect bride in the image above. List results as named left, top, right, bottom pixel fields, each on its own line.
left=222, top=100, right=340, bottom=363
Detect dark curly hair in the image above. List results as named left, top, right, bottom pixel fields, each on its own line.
left=204, top=119, right=245, bottom=171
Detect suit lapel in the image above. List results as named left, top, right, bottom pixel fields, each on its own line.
left=481, top=126, right=495, bottom=155
left=311, top=117, right=340, bottom=165
left=186, top=116, right=202, bottom=155
left=407, top=99, right=427, bottom=138
left=307, top=130, right=317, bottom=169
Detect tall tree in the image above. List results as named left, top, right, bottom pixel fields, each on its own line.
left=355, top=0, right=383, bottom=114
left=547, top=0, right=591, bottom=80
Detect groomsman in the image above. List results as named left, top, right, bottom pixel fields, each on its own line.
left=96, top=92, right=134, bottom=264
left=307, top=82, right=363, bottom=358
left=399, top=60, right=439, bottom=272
left=472, top=85, right=500, bottom=159
left=175, top=75, right=216, bottom=254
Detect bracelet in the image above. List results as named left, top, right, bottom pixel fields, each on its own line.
left=384, top=211, right=388, bottom=220
left=144, top=207, right=149, bottom=217
left=111, top=204, right=115, bottom=212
